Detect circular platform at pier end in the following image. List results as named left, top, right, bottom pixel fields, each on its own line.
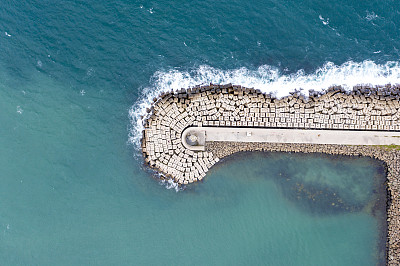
left=181, top=128, right=206, bottom=151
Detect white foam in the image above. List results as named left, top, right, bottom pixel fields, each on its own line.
left=365, top=11, right=379, bottom=21
left=159, top=178, right=183, bottom=192
left=319, top=15, right=329, bottom=25
left=16, top=106, right=23, bottom=114
left=129, top=60, right=400, bottom=174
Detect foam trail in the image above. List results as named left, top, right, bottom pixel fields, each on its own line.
left=152, top=61, right=400, bottom=98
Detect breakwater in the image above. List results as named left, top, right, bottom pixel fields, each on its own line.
left=141, top=84, right=400, bottom=184
left=141, top=84, right=400, bottom=264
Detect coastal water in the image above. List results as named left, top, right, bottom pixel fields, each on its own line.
left=1, top=0, right=399, bottom=265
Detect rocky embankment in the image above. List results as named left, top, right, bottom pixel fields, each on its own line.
left=142, top=84, right=400, bottom=184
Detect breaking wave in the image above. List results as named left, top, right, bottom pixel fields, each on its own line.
left=129, top=60, right=400, bottom=148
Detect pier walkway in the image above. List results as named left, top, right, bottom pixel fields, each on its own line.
left=182, top=127, right=400, bottom=150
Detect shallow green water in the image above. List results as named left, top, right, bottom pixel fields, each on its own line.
left=203, top=152, right=387, bottom=265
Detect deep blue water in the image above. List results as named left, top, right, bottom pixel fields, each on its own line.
left=0, top=0, right=399, bottom=265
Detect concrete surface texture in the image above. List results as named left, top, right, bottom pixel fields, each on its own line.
left=181, top=127, right=400, bottom=150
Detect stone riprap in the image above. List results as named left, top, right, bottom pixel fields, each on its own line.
left=142, top=84, right=400, bottom=184
left=141, top=84, right=400, bottom=264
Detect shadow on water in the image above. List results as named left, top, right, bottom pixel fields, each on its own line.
left=206, top=150, right=388, bottom=264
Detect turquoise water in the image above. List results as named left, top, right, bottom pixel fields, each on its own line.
left=1, top=0, right=398, bottom=265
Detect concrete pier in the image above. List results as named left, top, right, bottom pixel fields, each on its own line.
left=182, top=127, right=400, bottom=149
left=141, top=84, right=400, bottom=265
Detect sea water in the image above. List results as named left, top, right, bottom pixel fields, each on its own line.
left=1, top=0, right=399, bottom=265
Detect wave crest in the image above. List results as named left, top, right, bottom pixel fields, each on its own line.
left=129, top=60, right=400, bottom=148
